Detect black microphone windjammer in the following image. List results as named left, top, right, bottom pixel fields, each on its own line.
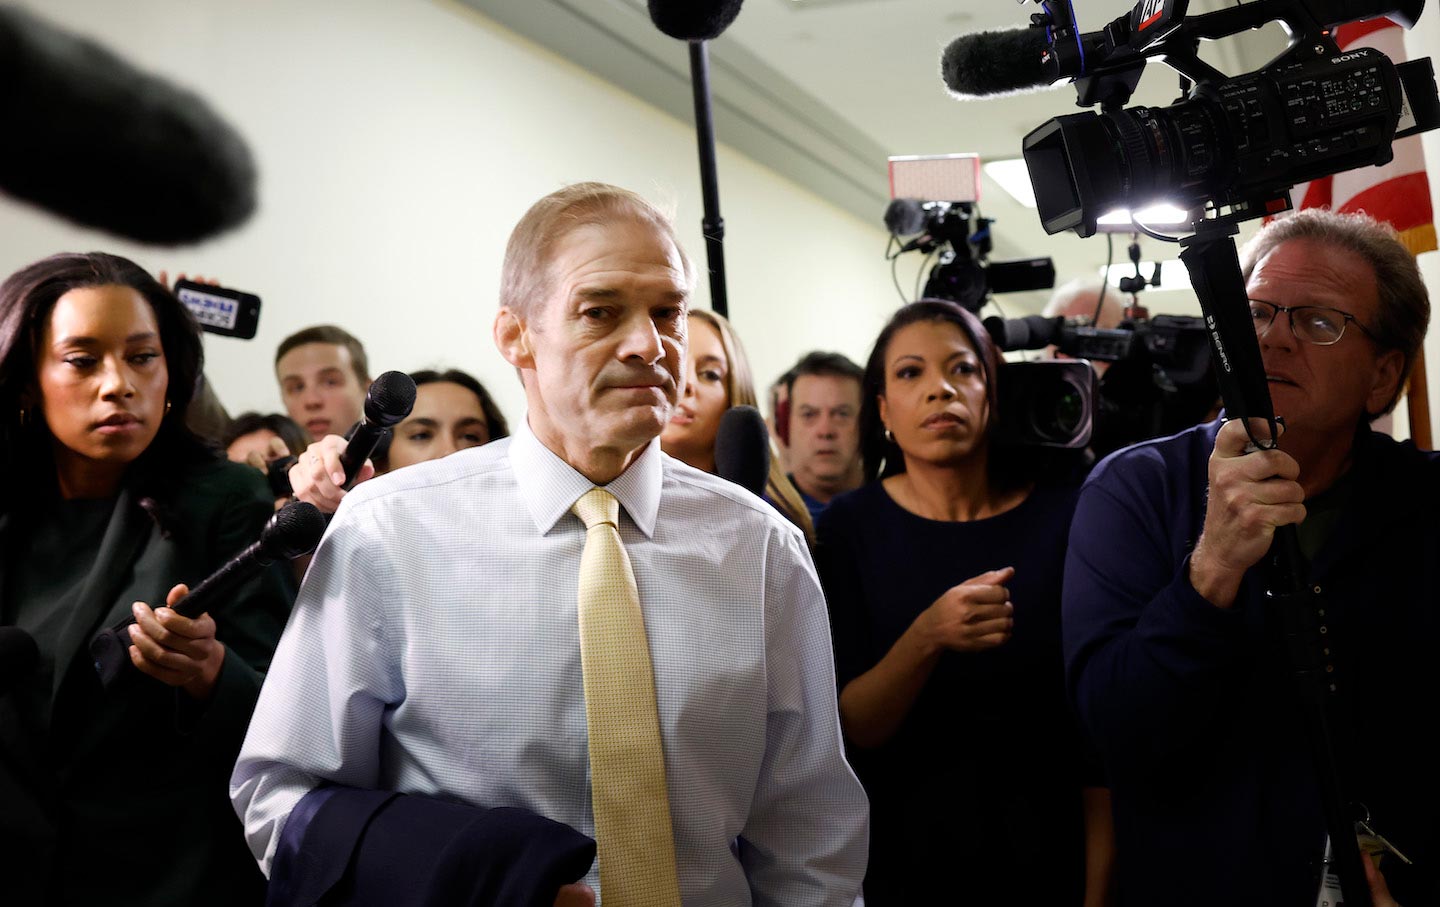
left=89, top=501, right=327, bottom=688
left=340, top=371, right=418, bottom=488
left=714, top=404, right=771, bottom=498
left=941, top=28, right=1056, bottom=99
left=0, top=627, right=40, bottom=696
left=647, top=0, right=744, bottom=41
left=0, top=6, right=257, bottom=244
left=884, top=198, right=928, bottom=237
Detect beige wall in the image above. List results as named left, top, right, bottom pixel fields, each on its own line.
left=0, top=0, right=901, bottom=426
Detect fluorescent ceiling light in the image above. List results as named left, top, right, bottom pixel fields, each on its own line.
left=1098, top=260, right=1192, bottom=292
left=1096, top=203, right=1192, bottom=231
left=984, top=159, right=1035, bottom=208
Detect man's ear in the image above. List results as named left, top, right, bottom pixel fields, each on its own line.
left=494, top=307, right=535, bottom=371
left=1366, top=348, right=1406, bottom=417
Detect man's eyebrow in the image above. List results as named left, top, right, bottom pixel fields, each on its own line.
left=576, top=287, right=620, bottom=300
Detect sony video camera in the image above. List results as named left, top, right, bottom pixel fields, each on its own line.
left=1019, top=0, right=1440, bottom=237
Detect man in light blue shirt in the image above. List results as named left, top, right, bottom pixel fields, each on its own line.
left=232, top=182, right=868, bottom=905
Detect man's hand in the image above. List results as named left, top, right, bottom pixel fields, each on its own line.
left=129, top=584, right=226, bottom=701
left=1190, top=419, right=1307, bottom=609
left=916, top=566, right=1015, bottom=654
left=288, top=435, right=374, bottom=514
left=1364, top=852, right=1402, bottom=907
left=553, top=882, right=595, bottom=907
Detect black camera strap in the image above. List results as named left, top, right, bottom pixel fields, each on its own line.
left=1180, top=222, right=1372, bottom=907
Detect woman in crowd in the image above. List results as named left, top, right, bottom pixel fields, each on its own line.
left=0, top=253, right=294, bottom=906
left=374, top=367, right=509, bottom=473
left=814, top=299, right=1108, bottom=905
left=288, top=366, right=509, bottom=511
left=659, top=308, right=813, bottom=541
left=222, top=410, right=308, bottom=465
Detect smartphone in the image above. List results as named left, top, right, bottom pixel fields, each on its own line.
left=173, top=279, right=261, bottom=340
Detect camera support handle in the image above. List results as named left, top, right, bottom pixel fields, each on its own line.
left=1179, top=221, right=1372, bottom=907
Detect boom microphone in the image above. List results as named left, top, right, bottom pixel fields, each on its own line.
left=984, top=314, right=1065, bottom=351
left=0, top=6, right=257, bottom=245
left=714, top=404, right=771, bottom=498
left=89, top=501, right=327, bottom=688
left=941, top=28, right=1056, bottom=99
left=0, top=627, right=40, bottom=696
left=647, top=0, right=744, bottom=42
left=340, top=371, right=418, bottom=488
left=884, top=198, right=928, bottom=237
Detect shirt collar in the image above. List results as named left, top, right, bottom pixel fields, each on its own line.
left=509, top=417, right=663, bottom=538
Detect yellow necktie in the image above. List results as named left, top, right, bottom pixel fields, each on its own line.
left=571, top=488, right=681, bottom=906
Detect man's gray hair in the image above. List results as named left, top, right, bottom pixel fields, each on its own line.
left=1240, top=208, right=1429, bottom=416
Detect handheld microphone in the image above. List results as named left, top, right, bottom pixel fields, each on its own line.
left=89, top=501, right=327, bottom=688
left=714, top=404, right=771, bottom=498
left=0, top=627, right=40, bottom=696
left=941, top=28, right=1056, bottom=99
left=0, top=6, right=257, bottom=245
left=340, top=371, right=417, bottom=489
left=647, top=0, right=744, bottom=41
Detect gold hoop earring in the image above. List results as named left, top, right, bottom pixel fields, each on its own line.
left=165, top=400, right=173, bottom=415
left=884, top=428, right=894, bottom=444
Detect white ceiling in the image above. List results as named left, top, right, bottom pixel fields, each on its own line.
left=471, top=0, right=1293, bottom=312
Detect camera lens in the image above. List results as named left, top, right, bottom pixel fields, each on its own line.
left=1030, top=381, right=1087, bottom=443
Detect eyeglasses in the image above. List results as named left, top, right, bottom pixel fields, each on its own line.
left=1248, top=300, right=1377, bottom=347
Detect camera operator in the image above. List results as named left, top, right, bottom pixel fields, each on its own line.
left=1063, top=209, right=1435, bottom=906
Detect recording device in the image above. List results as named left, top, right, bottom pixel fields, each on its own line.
left=951, top=3, right=1440, bottom=900
left=993, top=360, right=1096, bottom=450
left=0, top=627, right=40, bottom=697
left=173, top=279, right=261, bottom=340
left=998, top=0, right=1440, bottom=237
left=646, top=0, right=746, bottom=318
left=884, top=197, right=1056, bottom=313
left=0, top=6, right=256, bottom=245
left=340, top=371, right=418, bottom=488
left=714, top=404, right=771, bottom=497
left=89, top=501, right=326, bottom=688
left=986, top=309, right=1216, bottom=456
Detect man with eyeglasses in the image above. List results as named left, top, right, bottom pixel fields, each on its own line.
left=1062, top=209, right=1438, bottom=907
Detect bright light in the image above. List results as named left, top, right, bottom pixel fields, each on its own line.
left=984, top=159, right=1036, bottom=208
left=1096, top=204, right=1192, bottom=231
left=1098, top=260, right=1192, bottom=292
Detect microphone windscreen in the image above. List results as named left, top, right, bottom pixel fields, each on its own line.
left=0, top=627, right=40, bottom=696
left=258, top=501, right=328, bottom=562
left=0, top=7, right=257, bottom=245
left=363, top=371, right=418, bottom=428
left=714, top=404, right=771, bottom=498
left=941, top=28, right=1055, bottom=99
left=648, top=0, right=744, bottom=41
left=884, top=198, right=927, bottom=236
left=985, top=314, right=1065, bottom=351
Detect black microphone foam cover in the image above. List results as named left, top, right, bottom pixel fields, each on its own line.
left=941, top=28, right=1055, bottom=99
left=257, top=501, right=328, bottom=562
left=363, top=371, right=419, bottom=428
left=0, top=627, right=40, bottom=696
left=648, top=0, right=744, bottom=41
left=714, top=404, right=771, bottom=498
left=884, top=198, right=927, bottom=236
left=0, top=6, right=257, bottom=245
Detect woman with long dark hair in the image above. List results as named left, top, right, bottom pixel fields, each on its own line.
left=0, top=252, right=293, bottom=905
left=815, top=299, right=1108, bottom=905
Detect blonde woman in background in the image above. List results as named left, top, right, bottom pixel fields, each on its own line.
left=661, top=308, right=814, bottom=543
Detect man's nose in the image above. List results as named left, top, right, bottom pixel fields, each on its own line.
left=618, top=314, right=664, bottom=363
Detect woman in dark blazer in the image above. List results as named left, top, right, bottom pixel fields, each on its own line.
left=0, top=253, right=294, bottom=905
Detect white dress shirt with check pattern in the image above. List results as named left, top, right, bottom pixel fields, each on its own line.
left=231, top=418, right=869, bottom=905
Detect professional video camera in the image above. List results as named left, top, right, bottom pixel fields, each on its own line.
left=967, top=2, right=1440, bottom=902
left=884, top=197, right=1057, bottom=312
left=1015, top=0, right=1439, bottom=237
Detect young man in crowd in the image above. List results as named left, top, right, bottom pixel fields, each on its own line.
left=273, top=324, right=371, bottom=440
